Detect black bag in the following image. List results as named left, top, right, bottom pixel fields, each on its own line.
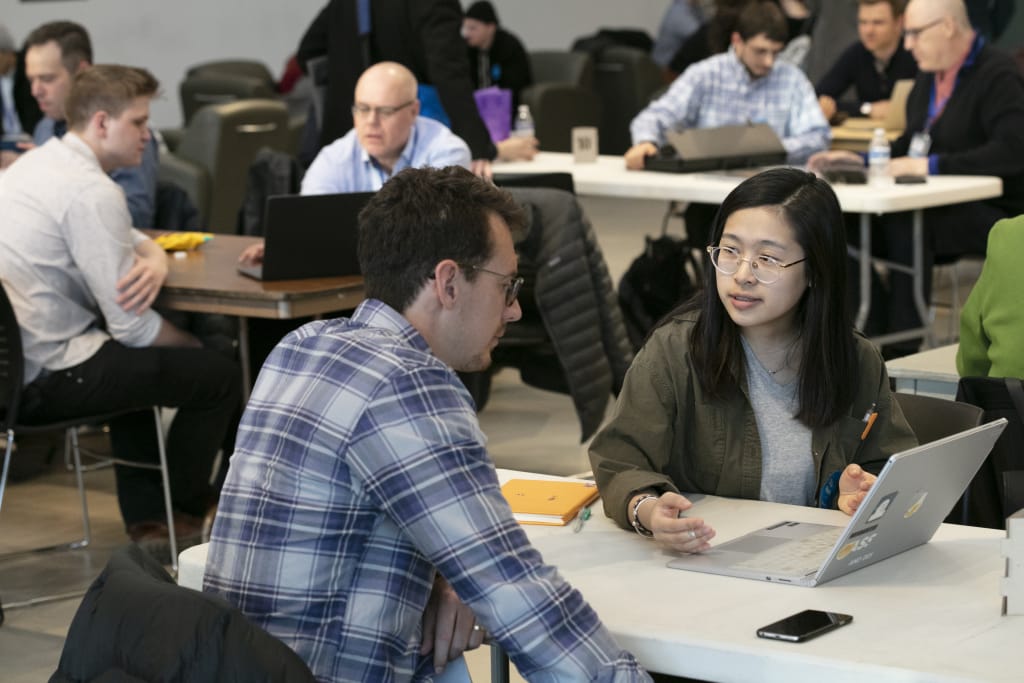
left=618, top=209, right=701, bottom=351
left=953, top=376, right=1024, bottom=529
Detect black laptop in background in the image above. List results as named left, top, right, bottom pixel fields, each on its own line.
left=643, top=123, right=787, bottom=174
left=238, top=192, right=375, bottom=281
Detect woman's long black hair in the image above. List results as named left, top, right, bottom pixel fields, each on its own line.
left=681, top=167, right=858, bottom=428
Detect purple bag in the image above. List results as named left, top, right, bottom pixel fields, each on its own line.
left=473, top=87, right=512, bottom=143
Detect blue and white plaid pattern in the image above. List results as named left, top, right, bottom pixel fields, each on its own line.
left=204, top=300, right=648, bottom=682
left=630, top=48, right=831, bottom=164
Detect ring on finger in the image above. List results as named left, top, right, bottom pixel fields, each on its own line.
left=689, top=530, right=697, bottom=540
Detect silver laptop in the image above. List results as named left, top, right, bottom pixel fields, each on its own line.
left=644, top=123, right=787, bottom=173
left=667, top=419, right=1007, bottom=586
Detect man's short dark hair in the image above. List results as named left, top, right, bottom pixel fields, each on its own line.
left=65, top=65, right=159, bottom=130
left=735, top=1, right=789, bottom=44
left=25, top=21, right=92, bottom=74
left=858, top=0, right=907, bottom=17
left=358, top=166, right=525, bottom=312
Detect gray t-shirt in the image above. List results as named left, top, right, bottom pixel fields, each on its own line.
left=741, top=338, right=815, bottom=505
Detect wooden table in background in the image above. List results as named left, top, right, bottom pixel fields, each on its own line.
left=153, top=233, right=365, bottom=395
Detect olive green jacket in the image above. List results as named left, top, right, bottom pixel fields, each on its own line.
left=589, top=314, right=917, bottom=531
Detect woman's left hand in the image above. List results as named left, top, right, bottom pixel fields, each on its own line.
left=837, top=463, right=877, bottom=515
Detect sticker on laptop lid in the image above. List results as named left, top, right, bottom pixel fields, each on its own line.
left=904, top=491, right=928, bottom=518
left=867, top=491, right=898, bottom=523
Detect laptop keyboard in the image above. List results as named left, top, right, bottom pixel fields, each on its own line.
left=731, top=527, right=844, bottom=576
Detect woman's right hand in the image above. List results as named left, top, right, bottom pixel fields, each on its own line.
left=636, top=491, right=716, bottom=553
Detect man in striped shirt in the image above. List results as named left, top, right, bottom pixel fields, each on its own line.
left=204, top=166, right=650, bottom=682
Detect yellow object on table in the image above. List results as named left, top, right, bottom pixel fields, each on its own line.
left=153, top=232, right=213, bottom=251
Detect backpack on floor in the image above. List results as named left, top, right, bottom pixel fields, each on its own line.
left=618, top=206, right=702, bottom=350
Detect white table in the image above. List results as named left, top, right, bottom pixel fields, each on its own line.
left=886, top=343, right=960, bottom=398
left=180, top=469, right=1021, bottom=682
left=516, top=482, right=1018, bottom=681
left=498, top=153, right=1002, bottom=348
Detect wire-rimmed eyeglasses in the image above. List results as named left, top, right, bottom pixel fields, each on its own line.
left=706, top=246, right=806, bottom=285
left=351, top=100, right=415, bottom=119
left=461, top=264, right=524, bottom=307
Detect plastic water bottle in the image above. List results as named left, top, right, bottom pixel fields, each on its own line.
left=512, top=104, right=535, bottom=139
left=868, top=128, right=891, bottom=185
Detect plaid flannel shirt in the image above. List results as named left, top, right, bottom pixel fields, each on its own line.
left=204, top=299, right=648, bottom=683
left=630, top=48, right=831, bottom=164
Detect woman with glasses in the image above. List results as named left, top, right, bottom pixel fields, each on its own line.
left=589, top=167, right=916, bottom=552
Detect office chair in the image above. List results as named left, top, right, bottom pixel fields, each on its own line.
left=179, top=74, right=278, bottom=125
left=185, top=59, right=276, bottom=87
left=893, top=391, right=985, bottom=527
left=528, top=50, right=594, bottom=88
left=955, top=377, right=1024, bottom=528
left=0, top=283, right=179, bottom=594
left=589, top=46, right=663, bottom=155
left=160, top=99, right=290, bottom=232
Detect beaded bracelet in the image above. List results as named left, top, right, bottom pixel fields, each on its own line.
left=630, top=493, right=659, bottom=537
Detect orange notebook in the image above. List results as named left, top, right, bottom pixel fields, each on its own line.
left=501, top=479, right=600, bottom=526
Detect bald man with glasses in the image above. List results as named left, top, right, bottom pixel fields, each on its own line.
left=810, top=0, right=1024, bottom=355
left=301, top=61, right=471, bottom=194
left=239, top=61, right=471, bottom=267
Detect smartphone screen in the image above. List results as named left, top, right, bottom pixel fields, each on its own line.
left=756, top=609, right=852, bottom=642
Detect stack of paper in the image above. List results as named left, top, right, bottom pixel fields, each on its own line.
left=501, top=478, right=600, bottom=526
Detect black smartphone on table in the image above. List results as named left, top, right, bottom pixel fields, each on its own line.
left=756, top=609, right=853, bottom=643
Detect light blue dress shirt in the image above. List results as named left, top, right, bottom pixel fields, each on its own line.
left=300, top=115, right=471, bottom=195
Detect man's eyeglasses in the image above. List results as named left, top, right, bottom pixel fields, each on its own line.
left=351, top=100, right=415, bottom=119
left=461, top=264, right=524, bottom=307
left=903, top=17, right=944, bottom=40
left=706, top=246, right=806, bottom=285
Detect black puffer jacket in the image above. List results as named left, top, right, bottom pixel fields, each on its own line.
left=50, top=545, right=315, bottom=683
left=508, top=187, right=633, bottom=441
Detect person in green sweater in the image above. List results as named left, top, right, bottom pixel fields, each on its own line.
left=589, top=168, right=916, bottom=553
left=956, top=215, right=1024, bottom=378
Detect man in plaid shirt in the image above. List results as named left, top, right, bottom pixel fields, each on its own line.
left=625, top=1, right=830, bottom=170
left=624, top=1, right=830, bottom=249
left=204, top=166, right=650, bottom=682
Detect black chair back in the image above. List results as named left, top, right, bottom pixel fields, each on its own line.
left=955, top=377, right=1024, bottom=528
left=0, top=282, right=25, bottom=428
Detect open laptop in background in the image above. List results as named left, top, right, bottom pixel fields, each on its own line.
left=237, top=192, right=374, bottom=281
left=667, top=419, right=1007, bottom=586
left=644, top=123, right=788, bottom=174
left=840, top=78, right=914, bottom=132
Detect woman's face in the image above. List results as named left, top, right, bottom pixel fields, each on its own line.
left=714, top=206, right=809, bottom=340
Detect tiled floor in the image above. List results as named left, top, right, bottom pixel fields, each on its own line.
left=0, top=194, right=973, bottom=681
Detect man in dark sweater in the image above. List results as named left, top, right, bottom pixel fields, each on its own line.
left=462, top=1, right=532, bottom=103
left=816, top=0, right=918, bottom=122
left=811, top=0, right=1024, bottom=352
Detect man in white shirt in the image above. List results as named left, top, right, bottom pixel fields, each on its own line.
left=22, top=21, right=160, bottom=228
left=0, top=65, right=240, bottom=549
